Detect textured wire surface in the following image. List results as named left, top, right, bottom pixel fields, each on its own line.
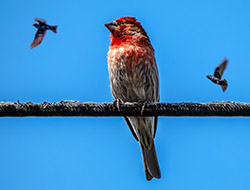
left=0, top=101, right=250, bottom=117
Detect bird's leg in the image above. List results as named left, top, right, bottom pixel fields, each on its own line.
left=138, top=100, right=150, bottom=115
left=112, top=98, right=124, bottom=112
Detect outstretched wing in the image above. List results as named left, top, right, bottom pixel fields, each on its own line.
left=30, top=29, right=46, bottom=49
left=213, top=58, right=228, bottom=79
left=35, top=17, right=47, bottom=24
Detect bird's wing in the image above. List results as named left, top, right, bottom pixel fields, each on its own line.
left=124, top=116, right=158, bottom=140
left=213, top=58, right=228, bottom=79
left=153, top=116, right=158, bottom=138
left=124, top=116, right=139, bottom=141
left=35, top=17, right=47, bottom=24
left=30, top=29, right=46, bottom=49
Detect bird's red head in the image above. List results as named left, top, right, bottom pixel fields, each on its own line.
left=115, top=16, right=141, bottom=26
left=105, top=17, right=149, bottom=46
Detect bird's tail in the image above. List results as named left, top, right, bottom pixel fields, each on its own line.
left=140, top=139, right=161, bottom=181
left=221, top=79, right=228, bottom=92
left=49, top=25, right=58, bottom=33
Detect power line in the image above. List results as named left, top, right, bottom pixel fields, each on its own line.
left=0, top=101, right=250, bottom=117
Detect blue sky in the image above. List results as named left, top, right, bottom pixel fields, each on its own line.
left=1, top=0, right=250, bottom=189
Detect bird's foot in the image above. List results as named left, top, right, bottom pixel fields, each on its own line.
left=137, top=100, right=150, bottom=115
left=112, top=98, right=124, bottom=112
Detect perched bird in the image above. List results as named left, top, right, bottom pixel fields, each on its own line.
left=30, top=17, right=58, bottom=49
left=105, top=17, right=161, bottom=180
left=206, top=58, right=229, bottom=92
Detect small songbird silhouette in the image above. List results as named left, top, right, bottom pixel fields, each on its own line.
left=30, top=17, right=58, bottom=49
left=206, top=58, right=229, bottom=92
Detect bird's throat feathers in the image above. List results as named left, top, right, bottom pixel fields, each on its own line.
left=110, top=33, right=132, bottom=46
left=110, top=34, right=151, bottom=47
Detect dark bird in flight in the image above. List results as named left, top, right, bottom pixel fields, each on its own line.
left=206, top=58, right=229, bottom=92
left=30, top=17, right=58, bottom=49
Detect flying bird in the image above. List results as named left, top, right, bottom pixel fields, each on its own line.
left=105, top=17, right=161, bottom=181
left=30, top=17, right=58, bottom=49
left=206, top=58, right=229, bottom=92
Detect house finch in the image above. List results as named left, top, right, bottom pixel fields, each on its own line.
left=30, top=17, right=58, bottom=49
left=105, top=17, right=161, bottom=180
left=206, top=58, right=229, bottom=92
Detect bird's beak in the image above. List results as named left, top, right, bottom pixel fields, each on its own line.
left=105, top=21, right=118, bottom=34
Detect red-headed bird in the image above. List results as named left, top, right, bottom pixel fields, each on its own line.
left=105, top=17, right=161, bottom=180
left=30, top=17, right=58, bottom=49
